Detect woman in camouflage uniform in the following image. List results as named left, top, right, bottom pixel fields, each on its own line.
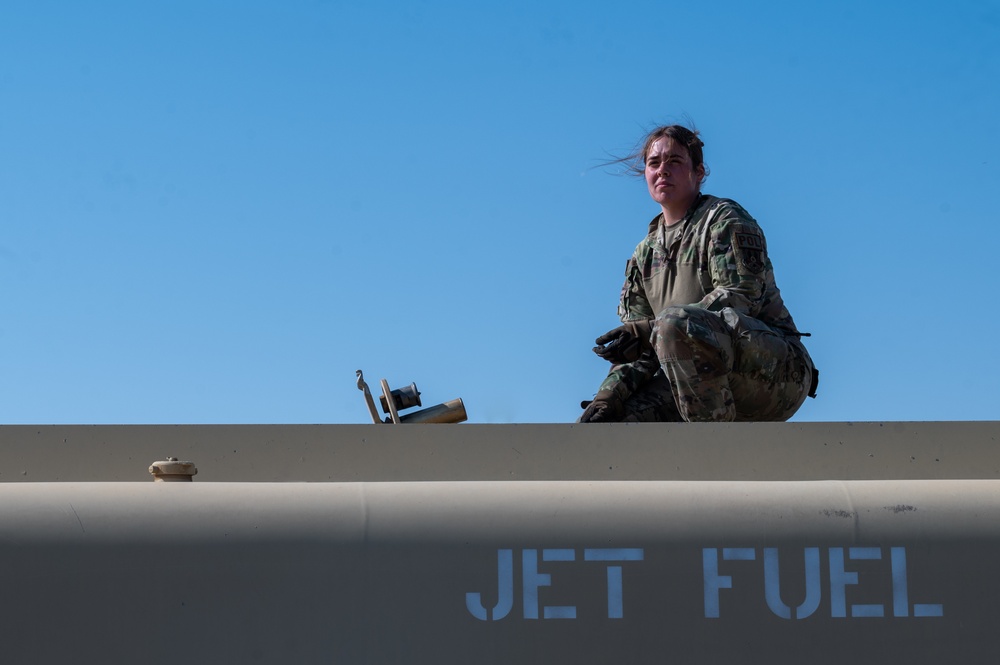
left=580, top=125, right=817, bottom=423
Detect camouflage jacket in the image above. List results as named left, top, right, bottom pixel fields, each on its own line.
left=599, top=194, right=807, bottom=401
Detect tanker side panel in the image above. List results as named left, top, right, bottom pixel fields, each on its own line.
left=0, top=481, right=996, bottom=664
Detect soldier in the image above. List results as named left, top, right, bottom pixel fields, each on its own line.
left=580, top=125, right=817, bottom=423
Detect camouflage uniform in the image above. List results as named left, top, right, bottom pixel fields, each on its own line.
left=596, top=195, right=815, bottom=422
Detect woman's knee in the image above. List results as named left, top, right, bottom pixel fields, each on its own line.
left=651, top=306, right=733, bottom=371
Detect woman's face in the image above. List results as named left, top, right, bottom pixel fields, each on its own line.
left=644, top=137, right=704, bottom=212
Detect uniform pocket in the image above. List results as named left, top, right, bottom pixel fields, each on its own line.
left=720, top=308, right=793, bottom=378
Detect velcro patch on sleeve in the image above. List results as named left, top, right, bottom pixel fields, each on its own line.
left=734, top=230, right=766, bottom=274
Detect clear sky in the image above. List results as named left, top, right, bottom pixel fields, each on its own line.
left=2, top=1, right=998, bottom=424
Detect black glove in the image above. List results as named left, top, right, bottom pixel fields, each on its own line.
left=579, top=390, right=624, bottom=423
left=593, top=320, right=653, bottom=365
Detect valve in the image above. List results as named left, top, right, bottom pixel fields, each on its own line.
left=356, top=370, right=467, bottom=424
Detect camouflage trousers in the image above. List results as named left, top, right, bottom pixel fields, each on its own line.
left=623, top=306, right=814, bottom=422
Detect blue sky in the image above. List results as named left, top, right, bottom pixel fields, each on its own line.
left=2, top=1, right=998, bottom=424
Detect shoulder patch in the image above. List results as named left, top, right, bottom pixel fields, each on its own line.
left=734, top=230, right=766, bottom=274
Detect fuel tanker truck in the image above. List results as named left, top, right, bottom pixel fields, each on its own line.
left=1, top=377, right=998, bottom=663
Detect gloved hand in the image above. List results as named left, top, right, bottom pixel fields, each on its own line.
left=579, top=390, right=624, bottom=423
left=592, top=320, right=653, bottom=365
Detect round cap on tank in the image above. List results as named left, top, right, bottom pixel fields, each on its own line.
left=149, top=457, right=198, bottom=482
